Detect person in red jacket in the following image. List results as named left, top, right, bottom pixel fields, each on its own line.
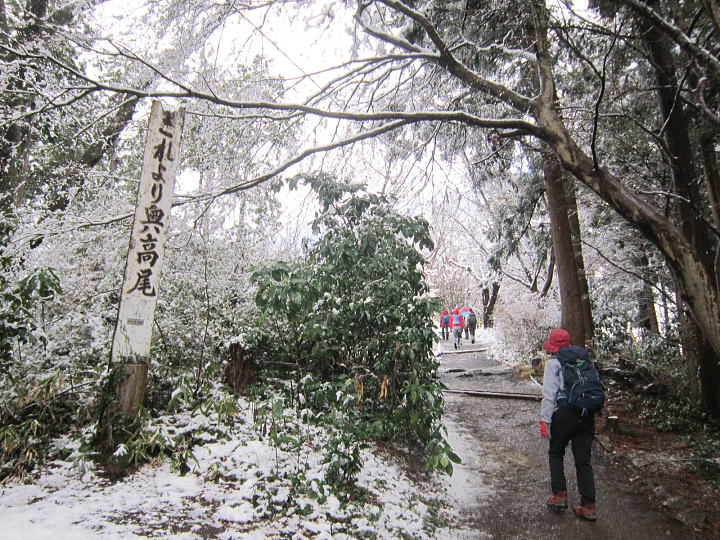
left=450, top=308, right=465, bottom=349
left=439, top=309, right=450, bottom=340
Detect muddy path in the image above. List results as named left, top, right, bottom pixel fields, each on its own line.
left=436, top=339, right=700, bottom=540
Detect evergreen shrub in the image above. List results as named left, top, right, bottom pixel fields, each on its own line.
left=246, top=174, right=458, bottom=488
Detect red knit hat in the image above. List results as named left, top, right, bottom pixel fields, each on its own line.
left=543, top=328, right=571, bottom=354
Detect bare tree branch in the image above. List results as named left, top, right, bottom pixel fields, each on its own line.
left=0, top=40, right=543, bottom=136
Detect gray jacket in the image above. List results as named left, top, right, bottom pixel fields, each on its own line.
left=540, top=356, right=563, bottom=424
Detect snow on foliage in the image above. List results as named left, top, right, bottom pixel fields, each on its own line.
left=0, top=394, right=448, bottom=539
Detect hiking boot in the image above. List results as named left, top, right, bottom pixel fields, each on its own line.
left=573, top=503, right=597, bottom=521
left=454, top=342, right=457, bottom=349
left=546, top=491, right=568, bottom=511
left=471, top=339, right=475, bottom=344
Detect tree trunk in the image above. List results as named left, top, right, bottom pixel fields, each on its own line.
left=639, top=280, right=659, bottom=334
left=225, top=342, right=255, bottom=394
left=46, top=96, right=141, bottom=212
left=699, top=331, right=720, bottom=414
left=539, top=250, right=555, bottom=297
left=675, top=282, right=702, bottom=400
left=643, top=22, right=720, bottom=412
left=700, top=132, right=720, bottom=292
left=1, top=0, right=125, bottom=214
left=566, top=184, right=594, bottom=342
left=543, top=153, right=589, bottom=346
left=0, top=1, right=8, bottom=34
left=94, top=362, right=148, bottom=457
left=482, top=282, right=500, bottom=327
left=531, top=1, right=720, bottom=415
left=0, top=0, right=48, bottom=213
left=660, top=277, right=670, bottom=333
left=540, top=249, right=555, bottom=298
left=635, top=252, right=659, bottom=333
left=700, top=132, right=720, bottom=228
left=644, top=19, right=715, bottom=278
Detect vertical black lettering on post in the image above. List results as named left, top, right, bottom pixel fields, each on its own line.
left=112, top=101, right=185, bottom=364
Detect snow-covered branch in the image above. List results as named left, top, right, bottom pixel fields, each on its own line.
left=618, top=0, right=720, bottom=77
left=453, top=40, right=537, bottom=63
left=356, top=0, right=535, bottom=111
left=1, top=40, right=542, bottom=136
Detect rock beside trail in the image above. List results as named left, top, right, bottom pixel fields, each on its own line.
left=674, top=508, right=708, bottom=529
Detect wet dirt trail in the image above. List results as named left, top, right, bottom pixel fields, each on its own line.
left=436, top=338, right=699, bottom=540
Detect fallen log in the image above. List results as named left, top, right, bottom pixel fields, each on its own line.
left=443, top=388, right=542, bottom=401
left=599, top=365, right=655, bottom=389
left=457, top=368, right=513, bottom=378
left=436, top=348, right=488, bottom=355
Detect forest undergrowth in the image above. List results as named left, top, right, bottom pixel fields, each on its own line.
left=598, top=385, right=720, bottom=537
left=1, top=176, right=456, bottom=503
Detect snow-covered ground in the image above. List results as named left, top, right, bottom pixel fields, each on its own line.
left=0, top=398, right=456, bottom=539
left=0, top=331, right=510, bottom=539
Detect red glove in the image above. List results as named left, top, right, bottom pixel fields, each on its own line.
left=539, top=421, right=549, bottom=438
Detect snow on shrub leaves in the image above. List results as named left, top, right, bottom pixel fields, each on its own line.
left=247, top=173, right=459, bottom=485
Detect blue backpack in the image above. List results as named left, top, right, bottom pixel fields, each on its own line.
left=556, top=347, right=604, bottom=417
left=441, top=314, right=450, bottom=325
left=452, top=314, right=462, bottom=326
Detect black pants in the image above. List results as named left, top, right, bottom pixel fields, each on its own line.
left=441, top=326, right=449, bottom=340
left=549, top=407, right=595, bottom=506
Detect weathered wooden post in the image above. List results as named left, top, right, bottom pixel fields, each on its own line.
left=97, top=101, right=185, bottom=454
left=604, top=415, right=620, bottom=434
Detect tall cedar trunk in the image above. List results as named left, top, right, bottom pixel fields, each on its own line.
left=660, top=278, right=671, bottom=333
left=644, top=23, right=720, bottom=411
left=566, top=185, right=594, bottom=342
left=639, top=279, right=660, bottom=334
left=700, top=132, right=720, bottom=291
left=675, top=275, right=702, bottom=398
left=636, top=251, right=659, bottom=333
left=528, top=2, right=720, bottom=417
left=539, top=250, right=555, bottom=298
left=482, top=282, right=499, bottom=327
left=644, top=19, right=714, bottom=273
left=0, top=1, right=8, bottom=33
left=543, top=153, right=588, bottom=346
left=0, top=0, right=49, bottom=213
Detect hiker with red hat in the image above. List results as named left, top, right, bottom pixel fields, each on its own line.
left=449, top=308, right=465, bottom=349
left=439, top=309, right=450, bottom=341
left=540, top=328, right=599, bottom=522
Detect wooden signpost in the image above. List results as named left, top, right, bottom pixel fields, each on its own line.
left=109, top=100, right=185, bottom=420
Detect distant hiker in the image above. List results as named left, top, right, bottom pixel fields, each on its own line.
left=460, top=307, right=470, bottom=339
left=539, top=328, right=602, bottom=522
left=439, top=309, right=450, bottom=340
left=450, top=308, right=465, bottom=349
left=466, top=308, right=478, bottom=344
